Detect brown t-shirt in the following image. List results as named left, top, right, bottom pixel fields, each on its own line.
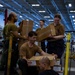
left=19, top=42, right=42, bottom=59
left=55, top=24, right=64, bottom=35
left=36, top=27, right=45, bottom=32
left=50, top=23, right=65, bottom=36
left=36, top=28, right=41, bottom=32
left=47, top=23, right=65, bottom=41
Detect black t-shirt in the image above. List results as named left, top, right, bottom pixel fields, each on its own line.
left=39, top=70, right=59, bottom=75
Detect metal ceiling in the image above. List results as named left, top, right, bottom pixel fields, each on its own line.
left=0, top=0, right=75, bottom=33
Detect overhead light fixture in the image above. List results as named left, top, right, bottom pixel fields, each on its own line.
left=49, top=19, right=54, bottom=21
left=39, top=10, right=46, bottom=13
left=70, top=11, right=73, bottom=12
left=44, top=16, right=50, bottom=18
left=26, top=19, right=29, bottom=21
left=20, top=15, right=22, bottom=18
left=70, top=10, right=75, bottom=12
left=36, top=24, right=38, bottom=26
left=73, top=19, right=75, bottom=21
left=0, top=4, right=3, bottom=7
left=68, top=3, right=72, bottom=7
left=72, top=16, right=74, bottom=18
left=32, top=4, right=40, bottom=6
left=74, top=23, right=75, bottom=24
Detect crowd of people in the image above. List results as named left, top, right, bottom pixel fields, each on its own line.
left=0, top=12, right=65, bottom=75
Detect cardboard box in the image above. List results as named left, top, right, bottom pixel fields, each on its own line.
left=29, top=55, right=55, bottom=61
left=29, top=55, right=56, bottom=66
left=20, top=20, right=33, bottom=36
left=36, top=24, right=56, bottom=41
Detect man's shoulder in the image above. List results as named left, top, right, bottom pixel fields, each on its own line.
left=21, top=42, right=28, bottom=48
left=3, top=24, right=9, bottom=31
left=39, top=70, right=50, bottom=75
left=50, top=70, right=59, bottom=75
left=36, top=28, right=41, bottom=31
left=39, top=71, right=45, bottom=75
left=34, top=44, right=40, bottom=48
left=6, top=23, right=17, bottom=27
left=59, top=23, right=64, bottom=28
left=39, top=70, right=59, bottom=75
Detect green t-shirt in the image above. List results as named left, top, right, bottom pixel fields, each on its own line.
left=3, top=23, right=18, bottom=41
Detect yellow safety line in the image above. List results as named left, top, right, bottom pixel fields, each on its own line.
left=64, top=33, right=71, bottom=75
left=7, top=36, right=12, bottom=75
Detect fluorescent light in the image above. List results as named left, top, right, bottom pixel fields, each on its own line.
left=69, top=3, right=72, bottom=7
left=70, top=10, right=75, bottom=12
left=74, top=23, right=75, bottom=24
left=70, top=11, right=73, bottom=12
left=26, top=19, right=29, bottom=21
left=44, top=16, right=50, bottom=18
left=0, top=4, right=3, bottom=7
left=72, top=16, right=74, bottom=18
left=20, top=15, right=22, bottom=18
left=73, top=19, right=75, bottom=21
left=32, top=4, right=40, bottom=6
left=39, top=10, right=46, bottom=13
left=49, top=19, right=53, bottom=21
left=36, top=24, right=38, bottom=26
